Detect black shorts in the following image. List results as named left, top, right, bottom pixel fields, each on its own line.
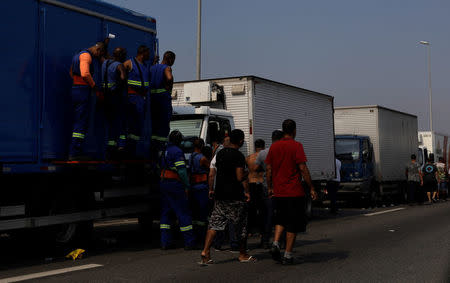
left=273, top=197, right=307, bottom=233
left=423, top=181, right=437, bottom=192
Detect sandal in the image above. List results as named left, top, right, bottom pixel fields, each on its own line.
left=239, top=255, right=257, bottom=263
left=198, top=254, right=214, bottom=266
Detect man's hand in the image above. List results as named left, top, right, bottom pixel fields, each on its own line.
left=208, top=190, right=214, bottom=200
left=268, top=187, right=274, bottom=198
left=310, top=188, right=318, bottom=201
left=244, top=192, right=251, bottom=202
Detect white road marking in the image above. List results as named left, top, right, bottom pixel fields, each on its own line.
left=364, top=207, right=405, bottom=217
left=0, top=264, right=103, bottom=283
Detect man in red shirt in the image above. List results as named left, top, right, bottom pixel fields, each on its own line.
left=265, top=119, right=317, bottom=265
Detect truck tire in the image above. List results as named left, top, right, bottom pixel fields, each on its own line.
left=54, top=221, right=93, bottom=245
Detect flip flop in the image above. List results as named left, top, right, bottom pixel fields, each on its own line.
left=198, top=255, right=214, bottom=266
left=239, top=255, right=257, bottom=263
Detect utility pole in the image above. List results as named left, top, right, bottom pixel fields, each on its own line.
left=196, top=0, right=202, bottom=80
left=419, top=40, right=433, bottom=132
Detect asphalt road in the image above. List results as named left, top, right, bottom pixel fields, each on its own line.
left=0, top=202, right=449, bottom=282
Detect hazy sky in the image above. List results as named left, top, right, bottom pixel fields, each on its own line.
left=106, top=0, right=450, bottom=133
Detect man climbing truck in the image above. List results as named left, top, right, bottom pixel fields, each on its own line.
left=0, top=0, right=158, bottom=242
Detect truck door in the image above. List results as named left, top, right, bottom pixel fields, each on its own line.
left=205, top=117, right=232, bottom=147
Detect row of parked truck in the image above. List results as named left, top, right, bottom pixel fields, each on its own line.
left=0, top=0, right=444, bottom=241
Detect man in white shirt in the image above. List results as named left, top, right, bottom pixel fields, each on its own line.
left=327, top=158, right=341, bottom=214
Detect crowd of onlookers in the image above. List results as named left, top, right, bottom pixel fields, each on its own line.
left=406, top=153, right=448, bottom=205
left=158, top=119, right=317, bottom=265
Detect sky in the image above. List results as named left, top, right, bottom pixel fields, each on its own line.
left=106, top=0, right=450, bottom=133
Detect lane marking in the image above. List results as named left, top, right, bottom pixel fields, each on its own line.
left=364, top=207, right=405, bottom=217
left=0, top=264, right=103, bottom=283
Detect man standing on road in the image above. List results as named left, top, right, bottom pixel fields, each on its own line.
left=405, top=154, right=422, bottom=204
left=265, top=119, right=317, bottom=265
left=255, top=130, right=284, bottom=248
left=326, top=158, right=341, bottom=214
left=200, top=129, right=255, bottom=264
left=159, top=130, right=195, bottom=250
left=246, top=139, right=266, bottom=237
left=435, top=157, right=448, bottom=201
left=422, top=154, right=439, bottom=204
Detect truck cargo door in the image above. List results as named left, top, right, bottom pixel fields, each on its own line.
left=0, top=1, right=39, bottom=162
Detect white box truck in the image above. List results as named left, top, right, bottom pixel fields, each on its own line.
left=334, top=105, right=418, bottom=205
left=170, top=76, right=336, bottom=213
left=418, top=131, right=449, bottom=165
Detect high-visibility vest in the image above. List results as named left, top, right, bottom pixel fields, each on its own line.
left=127, top=58, right=149, bottom=94
left=101, top=59, right=121, bottom=91
left=150, top=63, right=170, bottom=95
left=71, top=50, right=93, bottom=86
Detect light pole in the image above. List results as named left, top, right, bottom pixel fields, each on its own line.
left=196, top=0, right=202, bottom=80
left=419, top=40, right=432, bottom=133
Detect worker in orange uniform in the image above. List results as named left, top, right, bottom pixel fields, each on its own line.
left=123, top=45, right=150, bottom=157
left=69, top=41, right=106, bottom=160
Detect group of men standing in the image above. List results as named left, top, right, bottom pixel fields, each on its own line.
left=155, top=118, right=318, bottom=265
left=68, top=39, right=176, bottom=160
left=406, top=154, right=448, bottom=204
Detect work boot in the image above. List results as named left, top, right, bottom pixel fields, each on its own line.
left=270, top=244, right=281, bottom=262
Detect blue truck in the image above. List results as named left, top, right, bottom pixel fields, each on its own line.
left=334, top=106, right=419, bottom=206
left=0, top=0, right=158, bottom=242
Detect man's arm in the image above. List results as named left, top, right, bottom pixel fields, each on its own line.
left=117, top=64, right=127, bottom=81
left=236, top=167, right=250, bottom=202
left=200, top=156, right=210, bottom=168
left=164, top=66, right=174, bottom=91
left=208, top=168, right=216, bottom=199
left=299, top=163, right=317, bottom=200
left=79, top=53, right=95, bottom=88
left=123, top=59, right=132, bottom=72
left=266, top=164, right=273, bottom=197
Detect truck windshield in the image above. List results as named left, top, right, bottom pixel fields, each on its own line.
left=170, top=118, right=203, bottom=138
left=335, top=139, right=360, bottom=161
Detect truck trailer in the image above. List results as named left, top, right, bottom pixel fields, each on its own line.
left=334, top=105, right=418, bottom=205
left=171, top=76, right=336, bottom=190
left=0, top=0, right=158, bottom=242
left=418, top=131, right=450, bottom=165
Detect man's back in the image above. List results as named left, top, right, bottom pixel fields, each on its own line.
left=215, top=147, right=246, bottom=201
left=247, top=152, right=264, bottom=184
left=265, top=138, right=307, bottom=197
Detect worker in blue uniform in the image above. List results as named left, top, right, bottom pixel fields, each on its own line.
left=150, top=51, right=176, bottom=160
left=123, top=45, right=150, bottom=157
left=101, top=47, right=128, bottom=159
left=69, top=41, right=106, bottom=160
left=189, top=138, right=211, bottom=244
left=159, top=130, right=195, bottom=250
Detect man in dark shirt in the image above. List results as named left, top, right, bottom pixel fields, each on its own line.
left=422, top=154, right=439, bottom=204
left=200, top=129, right=255, bottom=264
left=265, top=119, right=317, bottom=265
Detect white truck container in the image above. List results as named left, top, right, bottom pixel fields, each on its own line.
left=418, top=131, right=449, bottom=165
left=334, top=105, right=418, bottom=204
left=171, top=76, right=336, bottom=182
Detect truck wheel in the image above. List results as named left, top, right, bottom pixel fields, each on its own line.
left=53, top=221, right=94, bottom=245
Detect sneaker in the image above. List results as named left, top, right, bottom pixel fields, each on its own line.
left=281, top=257, right=294, bottom=265
left=270, top=244, right=281, bottom=262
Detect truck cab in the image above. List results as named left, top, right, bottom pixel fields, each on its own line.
left=335, top=135, right=374, bottom=194
left=171, top=106, right=235, bottom=155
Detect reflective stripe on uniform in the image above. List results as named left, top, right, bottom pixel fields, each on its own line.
left=174, top=161, right=185, bottom=167
left=127, top=80, right=142, bottom=86
left=192, top=221, right=207, bottom=226
left=179, top=225, right=193, bottom=232
left=119, top=135, right=126, bottom=140
left=151, top=88, right=168, bottom=94
left=72, top=132, right=85, bottom=139
left=102, top=82, right=116, bottom=88
left=107, top=140, right=117, bottom=146
left=151, top=135, right=168, bottom=142
left=128, top=134, right=140, bottom=141
left=160, top=224, right=171, bottom=229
